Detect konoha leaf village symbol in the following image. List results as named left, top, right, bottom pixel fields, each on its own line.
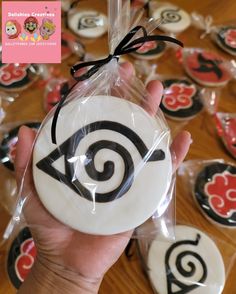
left=36, top=120, right=165, bottom=203
left=165, top=234, right=207, bottom=294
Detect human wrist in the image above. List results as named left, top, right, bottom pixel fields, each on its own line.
left=18, top=256, right=102, bottom=294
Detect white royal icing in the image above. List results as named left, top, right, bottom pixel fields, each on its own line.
left=33, top=95, right=172, bottom=235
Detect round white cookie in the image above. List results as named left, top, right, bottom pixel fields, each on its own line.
left=68, top=10, right=108, bottom=38
left=33, top=95, right=172, bottom=235
left=148, top=225, right=225, bottom=294
left=151, top=5, right=191, bottom=34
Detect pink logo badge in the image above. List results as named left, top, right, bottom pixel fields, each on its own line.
left=2, top=1, right=61, bottom=63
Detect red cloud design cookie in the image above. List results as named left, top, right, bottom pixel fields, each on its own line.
left=194, top=162, right=236, bottom=227
left=7, top=227, right=36, bottom=289
left=130, top=40, right=166, bottom=60
left=213, top=26, right=236, bottom=56
left=160, top=79, right=203, bottom=120
left=183, top=49, right=231, bottom=87
left=0, top=62, right=39, bottom=92
left=215, top=112, right=236, bottom=159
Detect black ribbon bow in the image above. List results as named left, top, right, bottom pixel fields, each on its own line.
left=51, top=25, right=183, bottom=144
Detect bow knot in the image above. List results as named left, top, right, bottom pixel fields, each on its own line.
left=51, top=25, right=183, bottom=144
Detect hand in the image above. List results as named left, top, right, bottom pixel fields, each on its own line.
left=15, top=62, right=191, bottom=294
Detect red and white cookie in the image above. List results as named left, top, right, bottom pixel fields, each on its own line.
left=194, top=162, right=236, bottom=228
left=215, top=112, right=236, bottom=159
left=130, top=40, right=166, bottom=60
left=160, top=79, right=203, bottom=121
left=0, top=62, right=39, bottom=92
left=213, top=26, right=236, bottom=56
left=7, top=227, right=36, bottom=289
left=183, top=49, right=231, bottom=87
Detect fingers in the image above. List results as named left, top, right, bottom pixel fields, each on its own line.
left=170, top=130, right=192, bottom=172
left=143, top=80, right=163, bottom=116
left=15, top=126, right=36, bottom=188
left=119, top=61, right=135, bottom=79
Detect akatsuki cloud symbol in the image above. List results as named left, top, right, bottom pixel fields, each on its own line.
left=162, top=83, right=195, bottom=111
left=225, top=29, right=236, bottom=48
left=36, top=120, right=165, bottom=203
left=205, top=172, right=236, bottom=218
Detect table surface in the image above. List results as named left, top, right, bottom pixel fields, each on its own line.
left=0, top=0, right=236, bottom=293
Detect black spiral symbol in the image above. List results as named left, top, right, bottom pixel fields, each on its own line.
left=37, top=121, right=165, bottom=203
left=78, top=14, right=102, bottom=30
left=165, top=234, right=207, bottom=294
left=161, top=9, right=181, bottom=24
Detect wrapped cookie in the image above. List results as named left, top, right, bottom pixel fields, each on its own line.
left=137, top=224, right=236, bottom=294
left=12, top=0, right=183, bottom=239
left=149, top=1, right=191, bottom=35
left=192, top=12, right=236, bottom=56
left=178, top=160, right=236, bottom=235
left=66, top=0, right=108, bottom=39
left=215, top=112, right=236, bottom=159
left=181, top=48, right=233, bottom=87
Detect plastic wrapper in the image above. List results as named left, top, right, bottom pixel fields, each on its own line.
left=0, top=121, right=41, bottom=216
left=148, top=1, right=191, bottom=36
left=178, top=159, right=236, bottom=241
left=136, top=223, right=236, bottom=294
left=191, top=12, right=236, bottom=57
left=181, top=47, right=236, bottom=88
left=215, top=112, right=236, bottom=159
left=7, top=0, right=184, bottom=242
left=43, top=78, right=70, bottom=113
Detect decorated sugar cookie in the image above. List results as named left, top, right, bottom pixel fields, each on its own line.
left=33, top=95, right=172, bottom=235
left=216, top=113, right=236, bottom=159
left=160, top=79, right=203, bottom=120
left=148, top=225, right=225, bottom=294
left=7, top=227, right=36, bottom=289
left=44, top=79, right=69, bottom=113
left=68, top=10, right=108, bottom=38
left=0, top=122, right=41, bottom=171
left=194, top=162, right=236, bottom=227
left=184, top=49, right=231, bottom=87
left=214, top=26, right=236, bottom=56
left=0, top=62, right=39, bottom=92
left=130, top=40, right=166, bottom=60
left=151, top=5, right=191, bottom=34
left=61, top=31, right=85, bottom=60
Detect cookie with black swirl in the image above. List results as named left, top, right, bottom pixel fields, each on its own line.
left=67, top=10, right=108, bottom=38
left=151, top=5, right=191, bottom=34
left=147, top=225, right=225, bottom=294
left=33, top=95, right=172, bottom=235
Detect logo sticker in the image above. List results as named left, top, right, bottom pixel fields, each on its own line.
left=2, top=1, right=61, bottom=63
